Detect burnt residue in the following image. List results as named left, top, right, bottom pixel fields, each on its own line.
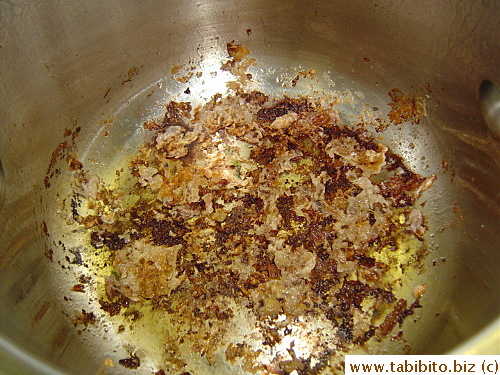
left=72, top=309, right=96, bottom=328
left=379, top=152, right=427, bottom=207
left=250, top=146, right=276, bottom=165
left=256, top=96, right=313, bottom=123
left=119, top=354, right=141, bottom=369
left=44, top=126, right=81, bottom=188
left=161, top=101, right=192, bottom=130
left=90, top=231, right=126, bottom=251
left=68, top=157, right=83, bottom=171
left=124, top=309, right=143, bottom=322
left=45, top=142, right=68, bottom=188
left=44, top=248, right=54, bottom=262
left=121, top=66, right=141, bottom=85
left=387, top=88, right=425, bottom=125
left=70, top=194, right=82, bottom=221
left=65, top=247, right=83, bottom=265
left=41, top=221, right=49, bottom=237
left=238, top=90, right=267, bottom=104
left=62, top=87, right=436, bottom=371
left=99, top=296, right=131, bottom=317
left=376, top=299, right=408, bottom=339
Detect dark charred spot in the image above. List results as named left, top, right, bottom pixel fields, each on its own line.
left=254, top=252, right=281, bottom=280
left=338, top=322, right=353, bottom=343
left=75, top=309, right=96, bottom=327
left=325, top=175, right=352, bottom=196
left=368, top=212, right=376, bottom=225
left=354, top=327, right=375, bottom=344
left=276, top=195, right=294, bottom=217
left=189, top=199, right=206, bottom=211
left=377, top=299, right=408, bottom=338
left=98, top=296, right=130, bottom=316
left=91, top=231, right=125, bottom=251
left=242, top=193, right=264, bottom=212
left=158, top=101, right=192, bottom=130
left=105, top=232, right=126, bottom=251
left=250, top=146, right=276, bottom=165
left=356, top=255, right=376, bottom=268
left=119, top=354, right=141, bottom=369
left=310, top=254, right=339, bottom=296
left=68, top=158, right=83, bottom=171
left=238, top=90, right=268, bottom=104
left=124, top=309, right=142, bottom=322
left=70, top=195, right=81, bottom=220
left=140, top=218, right=188, bottom=247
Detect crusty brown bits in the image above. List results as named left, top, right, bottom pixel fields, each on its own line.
left=238, top=90, right=268, bottom=104
left=227, top=41, right=251, bottom=61
left=379, top=174, right=426, bottom=207
left=99, top=296, right=131, bottom=316
left=214, top=272, right=241, bottom=298
left=324, top=173, right=353, bottom=196
left=290, top=68, right=317, bottom=87
left=387, top=88, right=425, bottom=125
left=68, top=157, right=83, bottom=171
left=161, top=101, right=192, bottom=129
left=335, top=280, right=371, bottom=311
left=242, top=193, right=264, bottom=212
left=73, top=309, right=96, bottom=327
left=254, top=252, right=281, bottom=280
left=119, top=354, right=141, bottom=369
left=377, top=299, right=407, bottom=339
left=143, top=120, right=163, bottom=131
left=149, top=219, right=187, bottom=247
left=69, top=89, right=435, bottom=370
left=45, top=141, right=69, bottom=188
left=256, top=97, right=313, bottom=123
left=310, top=254, right=339, bottom=296
left=123, top=309, right=142, bottom=322
left=276, top=194, right=294, bottom=217
left=90, top=231, right=126, bottom=251
left=99, top=299, right=121, bottom=316
left=250, top=146, right=276, bottom=165
left=354, top=327, right=376, bottom=345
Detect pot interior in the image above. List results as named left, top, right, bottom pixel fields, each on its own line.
left=0, top=1, right=498, bottom=374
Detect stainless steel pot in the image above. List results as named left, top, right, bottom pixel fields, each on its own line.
left=0, top=1, right=498, bottom=374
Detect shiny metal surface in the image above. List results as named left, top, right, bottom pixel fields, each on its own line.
left=0, top=0, right=498, bottom=374
left=479, top=80, right=500, bottom=138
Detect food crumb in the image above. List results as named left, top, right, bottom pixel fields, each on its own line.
left=413, top=283, right=427, bottom=299
left=104, top=358, right=114, bottom=367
